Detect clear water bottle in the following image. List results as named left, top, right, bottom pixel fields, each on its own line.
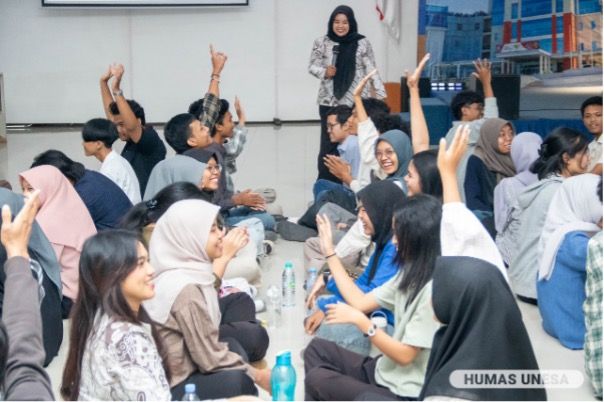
left=266, top=284, right=282, bottom=328
left=181, top=383, right=200, bottom=401
left=271, top=350, right=296, bottom=401
left=305, top=267, right=318, bottom=298
left=281, top=261, right=296, bottom=307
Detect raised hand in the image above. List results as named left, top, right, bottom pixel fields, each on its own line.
left=405, top=53, right=430, bottom=89
left=110, top=63, right=125, bottom=91
left=210, top=44, right=228, bottom=76
left=316, top=214, right=335, bottom=257
left=100, top=65, right=113, bottom=83
left=222, top=227, right=248, bottom=259
left=234, top=96, right=246, bottom=126
left=472, top=58, right=492, bottom=84
left=1, top=189, right=40, bottom=259
left=353, top=69, right=377, bottom=98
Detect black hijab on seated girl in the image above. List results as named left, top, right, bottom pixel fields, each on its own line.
left=420, top=256, right=546, bottom=401
left=327, top=5, right=365, bottom=99
left=356, top=180, right=405, bottom=281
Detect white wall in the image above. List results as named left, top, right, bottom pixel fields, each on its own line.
left=0, top=0, right=418, bottom=124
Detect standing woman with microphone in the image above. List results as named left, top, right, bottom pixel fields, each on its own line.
left=309, top=5, right=386, bottom=184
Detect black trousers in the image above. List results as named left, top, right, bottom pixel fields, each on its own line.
left=218, top=292, right=269, bottom=362
left=171, top=368, right=257, bottom=400
left=318, top=105, right=343, bottom=184
left=304, top=338, right=415, bottom=401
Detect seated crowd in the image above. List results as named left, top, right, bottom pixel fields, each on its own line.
left=0, top=45, right=601, bottom=402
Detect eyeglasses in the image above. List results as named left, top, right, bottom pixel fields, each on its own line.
left=375, top=149, right=395, bottom=159
left=206, top=164, right=222, bottom=173
left=327, top=122, right=340, bottom=130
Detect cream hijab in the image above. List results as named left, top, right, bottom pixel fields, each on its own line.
left=538, top=174, right=602, bottom=281
left=145, top=199, right=221, bottom=324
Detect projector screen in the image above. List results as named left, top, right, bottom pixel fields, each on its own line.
left=42, top=0, right=248, bottom=6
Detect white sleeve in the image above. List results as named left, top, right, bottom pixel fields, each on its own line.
left=335, top=219, right=372, bottom=259
left=440, top=202, right=508, bottom=282
left=483, top=97, right=499, bottom=119
left=357, top=119, right=379, bottom=165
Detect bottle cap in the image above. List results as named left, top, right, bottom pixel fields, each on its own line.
left=276, top=350, right=292, bottom=365
left=184, top=383, right=196, bottom=394
left=309, top=267, right=318, bottom=273
left=284, top=261, right=293, bottom=269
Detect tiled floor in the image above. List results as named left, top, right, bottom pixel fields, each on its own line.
left=0, top=121, right=599, bottom=401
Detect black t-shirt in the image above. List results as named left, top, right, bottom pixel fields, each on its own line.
left=121, top=125, right=166, bottom=194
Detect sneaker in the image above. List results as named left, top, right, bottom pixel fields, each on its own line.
left=265, top=230, right=278, bottom=242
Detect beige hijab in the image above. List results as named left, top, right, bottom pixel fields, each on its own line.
left=474, top=118, right=516, bottom=182
left=144, top=199, right=221, bottom=325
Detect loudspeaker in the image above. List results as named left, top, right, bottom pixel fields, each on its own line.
left=468, top=75, right=520, bottom=120
left=400, top=76, right=431, bottom=113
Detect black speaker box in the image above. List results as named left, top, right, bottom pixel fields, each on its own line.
left=469, top=75, right=520, bottom=120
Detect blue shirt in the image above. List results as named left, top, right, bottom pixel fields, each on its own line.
left=317, top=240, right=398, bottom=325
left=75, top=170, right=133, bottom=231
left=338, top=135, right=360, bottom=180
left=537, top=231, right=590, bottom=349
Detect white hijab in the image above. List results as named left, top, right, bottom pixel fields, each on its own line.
left=538, top=174, right=602, bottom=280
left=144, top=199, right=221, bottom=324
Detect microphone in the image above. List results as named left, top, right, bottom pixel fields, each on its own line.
left=331, top=45, right=340, bottom=66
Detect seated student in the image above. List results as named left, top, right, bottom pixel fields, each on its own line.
left=419, top=257, right=546, bottom=401
left=581, top=96, right=603, bottom=175
left=121, top=182, right=268, bottom=362
left=403, top=149, right=442, bottom=199
left=60, top=230, right=171, bottom=401
left=81, top=118, right=141, bottom=204
left=100, top=63, right=166, bottom=194
left=19, top=165, right=97, bottom=318
left=0, top=190, right=55, bottom=400
left=31, top=150, right=132, bottom=231
left=584, top=179, right=603, bottom=399
left=537, top=174, right=602, bottom=349
left=0, top=188, right=63, bottom=367
left=464, top=117, right=516, bottom=236
left=312, top=105, right=359, bottom=203
left=189, top=96, right=250, bottom=193
left=143, top=154, right=206, bottom=201
left=493, top=132, right=542, bottom=237
left=144, top=200, right=271, bottom=399
left=304, top=181, right=404, bottom=355
left=444, top=59, right=498, bottom=200
left=501, top=128, right=589, bottom=303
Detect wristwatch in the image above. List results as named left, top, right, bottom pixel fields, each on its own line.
left=112, top=89, right=124, bottom=97
left=364, top=322, right=378, bottom=337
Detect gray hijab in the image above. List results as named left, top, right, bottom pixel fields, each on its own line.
left=143, top=155, right=206, bottom=200
left=0, top=188, right=62, bottom=296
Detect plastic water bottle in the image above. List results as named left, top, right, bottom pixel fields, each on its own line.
left=181, top=383, right=200, bottom=401
left=282, top=261, right=296, bottom=307
left=271, top=350, right=296, bottom=401
left=266, top=284, right=282, bottom=328
left=305, top=267, right=318, bottom=297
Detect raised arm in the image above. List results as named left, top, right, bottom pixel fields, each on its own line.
left=472, top=59, right=498, bottom=119
left=316, top=213, right=380, bottom=313
left=198, top=45, right=228, bottom=130
left=362, top=41, right=386, bottom=100
left=208, top=44, right=227, bottom=98
left=110, top=64, right=143, bottom=143
left=353, top=69, right=377, bottom=124
left=100, top=66, right=114, bottom=119
left=406, top=54, right=431, bottom=154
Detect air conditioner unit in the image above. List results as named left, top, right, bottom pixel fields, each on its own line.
left=0, top=74, right=5, bottom=141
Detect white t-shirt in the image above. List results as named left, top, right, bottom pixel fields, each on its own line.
left=100, top=150, right=142, bottom=204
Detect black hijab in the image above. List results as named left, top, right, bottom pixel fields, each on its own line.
left=420, top=256, right=547, bottom=401
left=183, top=148, right=219, bottom=202
left=327, top=5, right=365, bottom=99
left=357, top=180, right=405, bottom=282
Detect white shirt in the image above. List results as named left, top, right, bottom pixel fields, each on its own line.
left=100, top=150, right=141, bottom=204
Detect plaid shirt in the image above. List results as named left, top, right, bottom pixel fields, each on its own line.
left=198, top=92, right=221, bottom=131
left=584, top=231, right=602, bottom=399
left=223, top=125, right=248, bottom=192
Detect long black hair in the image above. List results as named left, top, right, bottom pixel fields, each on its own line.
left=120, top=182, right=208, bottom=232
left=411, top=149, right=442, bottom=199
left=60, top=230, right=169, bottom=400
left=393, top=194, right=442, bottom=308
left=530, top=127, right=589, bottom=180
